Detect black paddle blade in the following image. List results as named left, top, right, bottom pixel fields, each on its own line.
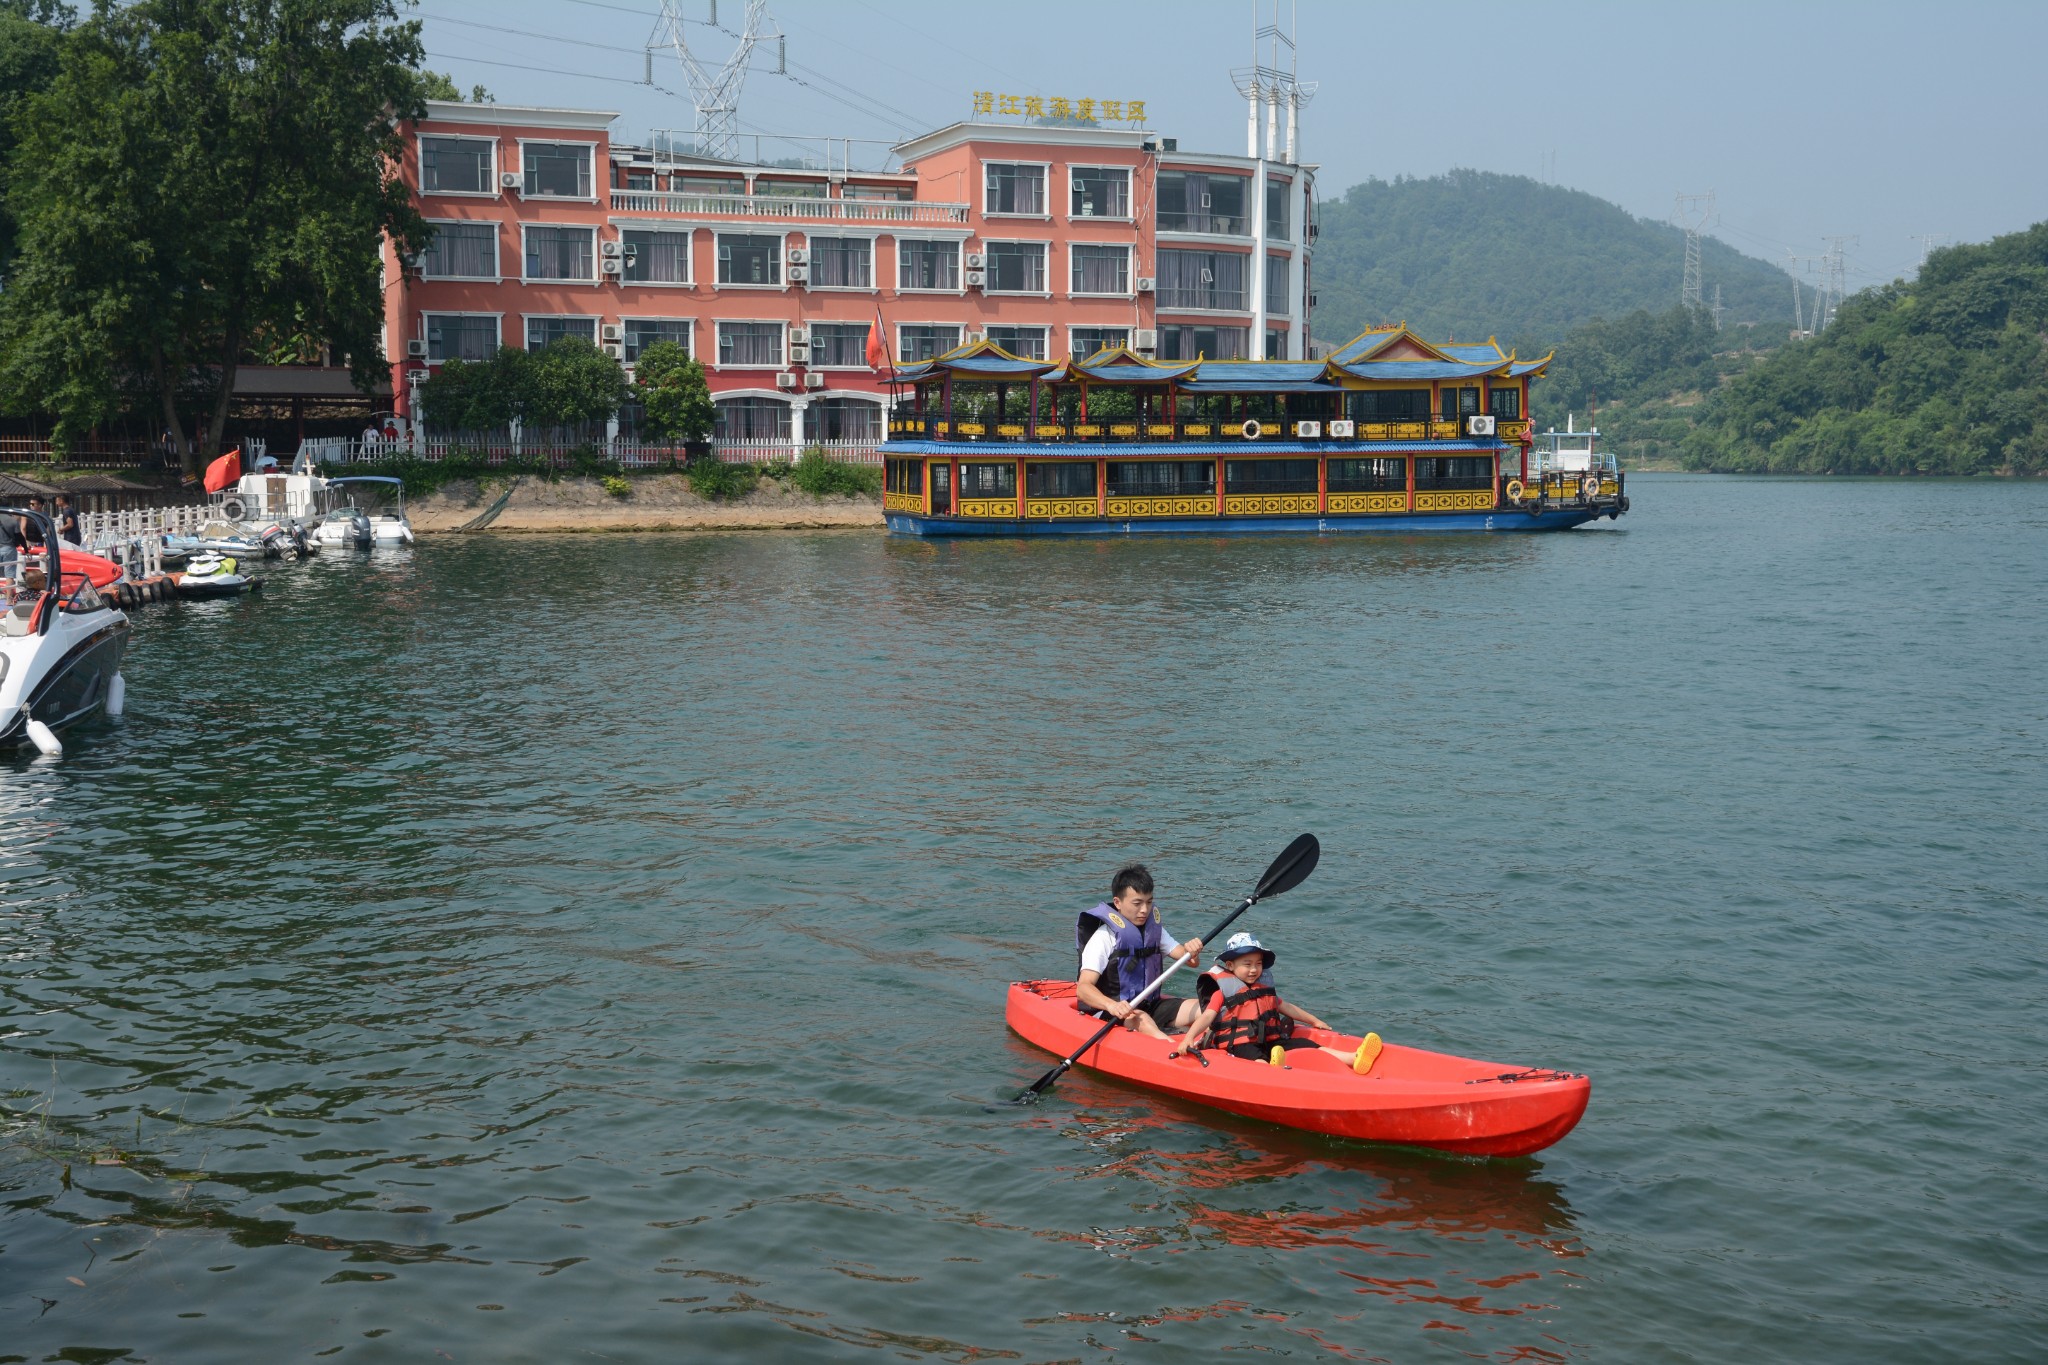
left=1254, top=833, right=1320, bottom=902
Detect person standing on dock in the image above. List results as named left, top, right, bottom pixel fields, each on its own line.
left=53, top=495, right=80, bottom=546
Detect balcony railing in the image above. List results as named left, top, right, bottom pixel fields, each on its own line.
left=609, top=191, right=970, bottom=224
left=886, top=413, right=1478, bottom=444
left=1157, top=212, right=1249, bottom=236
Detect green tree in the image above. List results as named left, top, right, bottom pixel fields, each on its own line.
left=0, top=0, right=73, bottom=282
left=527, top=336, right=627, bottom=431
left=0, top=0, right=431, bottom=467
left=418, top=68, right=491, bottom=103
left=632, top=341, right=714, bottom=445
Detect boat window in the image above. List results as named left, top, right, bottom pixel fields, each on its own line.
left=1025, top=462, right=1096, bottom=498
left=1351, top=389, right=1432, bottom=421
left=960, top=463, right=1017, bottom=499
left=929, top=462, right=951, bottom=513
left=1440, top=386, right=1481, bottom=420
left=1414, top=456, right=1494, bottom=490
left=1488, top=387, right=1522, bottom=420
left=1107, top=460, right=1215, bottom=497
left=1328, top=457, right=1407, bottom=492
left=885, top=460, right=923, bottom=495
left=1224, top=459, right=1317, bottom=495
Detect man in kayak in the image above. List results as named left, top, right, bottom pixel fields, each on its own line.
left=1075, top=864, right=1205, bottom=1040
left=1175, top=933, right=1381, bottom=1073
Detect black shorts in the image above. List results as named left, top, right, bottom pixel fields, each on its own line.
left=1087, top=994, right=1190, bottom=1028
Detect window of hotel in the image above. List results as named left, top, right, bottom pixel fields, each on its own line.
left=423, top=221, right=497, bottom=279
left=753, top=177, right=828, bottom=199
left=809, top=323, right=871, bottom=367
left=960, top=462, right=1017, bottom=499
left=626, top=170, right=654, bottom=191
left=623, top=318, right=690, bottom=362
left=1351, top=388, right=1433, bottom=421
left=716, top=234, right=782, bottom=285
left=526, top=316, right=597, bottom=350
left=1157, top=170, right=1248, bottom=235
left=985, top=241, right=1046, bottom=293
left=677, top=175, right=744, bottom=197
left=1489, top=387, right=1522, bottom=419
left=1266, top=178, right=1291, bottom=241
left=522, top=142, right=592, bottom=198
left=1070, top=327, right=1129, bottom=356
left=1327, top=457, right=1408, bottom=492
left=623, top=229, right=690, bottom=284
left=716, top=322, right=783, bottom=367
left=1071, top=243, right=1130, bottom=296
left=843, top=182, right=914, bottom=201
left=524, top=226, right=595, bottom=281
left=1264, top=256, right=1290, bottom=316
left=804, top=398, right=882, bottom=441
left=424, top=313, right=498, bottom=362
left=1071, top=167, right=1130, bottom=218
left=986, top=325, right=1047, bottom=360
left=809, top=236, right=872, bottom=288
left=1414, top=456, right=1495, bottom=490
left=1158, top=324, right=1248, bottom=361
left=1264, top=329, right=1289, bottom=360
left=984, top=162, right=1046, bottom=215
left=1026, top=461, right=1096, bottom=498
left=1107, top=460, right=1216, bottom=497
left=899, top=325, right=961, bottom=363
left=898, top=239, right=960, bottom=291
left=1225, top=459, right=1318, bottom=494
left=1440, top=386, right=1481, bottom=421
left=420, top=136, right=492, bottom=194
left=715, top=396, right=791, bottom=439
left=1157, top=250, right=1246, bottom=310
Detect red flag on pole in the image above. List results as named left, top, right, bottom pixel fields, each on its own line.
left=866, top=310, right=888, bottom=371
left=203, top=449, right=241, bottom=494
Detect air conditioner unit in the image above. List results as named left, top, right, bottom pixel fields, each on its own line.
left=603, top=342, right=624, bottom=360
left=804, top=372, right=825, bottom=389
left=965, top=269, right=986, bottom=287
left=786, top=247, right=808, bottom=265
left=406, top=339, right=428, bottom=358
left=600, top=257, right=624, bottom=275
left=1134, top=328, right=1158, bottom=350
left=1328, top=419, right=1356, bottom=438
left=787, top=342, right=810, bottom=363
left=500, top=171, right=521, bottom=189
left=600, top=323, right=622, bottom=341
left=1467, top=414, right=1497, bottom=436
left=788, top=265, right=809, bottom=283
left=403, top=251, right=426, bottom=270
left=1135, top=277, right=1156, bottom=292
left=1296, top=420, right=1322, bottom=438
left=787, top=325, right=809, bottom=344
left=964, top=251, right=986, bottom=268
left=600, top=240, right=623, bottom=258
left=775, top=371, right=799, bottom=390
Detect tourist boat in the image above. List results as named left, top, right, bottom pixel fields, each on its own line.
left=1529, top=413, right=1621, bottom=505
left=1006, top=979, right=1591, bottom=1158
left=1, top=510, right=130, bottom=751
left=881, top=327, right=1629, bottom=536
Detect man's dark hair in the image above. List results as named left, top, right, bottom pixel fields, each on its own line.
left=1110, top=864, right=1153, bottom=899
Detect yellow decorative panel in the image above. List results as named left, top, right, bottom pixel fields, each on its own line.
left=1498, top=420, right=1532, bottom=440
left=1222, top=494, right=1320, bottom=516
left=1109, top=423, right=1138, bottom=437
left=958, top=499, right=1016, bottom=517
left=1600, top=479, right=1619, bottom=495
left=1360, top=421, right=1430, bottom=441
left=1037, top=424, right=1066, bottom=438
left=1147, top=424, right=1175, bottom=437
left=1074, top=424, right=1102, bottom=437
left=997, top=423, right=1025, bottom=437
left=934, top=422, right=951, bottom=437
left=1105, top=497, right=1217, bottom=518
left=1431, top=421, right=1461, bottom=439
left=1326, top=493, right=1409, bottom=514
left=956, top=422, right=986, bottom=436
left=1024, top=498, right=1100, bottom=518
left=1183, top=423, right=1214, bottom=437
left=883, top=492, right=925, bottom=513
left=1413, top=490, right=1497, bottom=512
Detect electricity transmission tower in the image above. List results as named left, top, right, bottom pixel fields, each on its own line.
left=1784, top=252, right=1820, bottom=337
left=1814, top=235, right=1856, bottom=332
left=651, top=0, right=780, bottom=162
left=1674, top=191, right=1716, bottom=311
left=1910, top=234, right=1948, bottom=270
left=1710, top=283, right=1724, bottom=332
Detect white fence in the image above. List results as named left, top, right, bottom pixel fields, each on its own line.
left=75, top=503, right=226, bottom=579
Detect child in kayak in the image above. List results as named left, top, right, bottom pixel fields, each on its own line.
left=1173, top=932, right=1382, bottom=1073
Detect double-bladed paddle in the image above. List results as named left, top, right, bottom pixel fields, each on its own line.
left=1003, top=833, right=1320, bottom=1105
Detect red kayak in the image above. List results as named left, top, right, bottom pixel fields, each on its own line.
left=1005, top=979, right=1590, bottom=1158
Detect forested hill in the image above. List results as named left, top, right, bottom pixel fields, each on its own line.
left=1310, top=170, right=1792, bottom=347
left=1679, top=221, right=2048, bottom=475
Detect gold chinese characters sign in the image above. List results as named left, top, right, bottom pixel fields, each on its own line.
left=972, top=92, right=1146, bottom=124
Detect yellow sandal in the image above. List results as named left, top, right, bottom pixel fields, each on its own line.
left=1351, top=1032, right=1383, bottom=1075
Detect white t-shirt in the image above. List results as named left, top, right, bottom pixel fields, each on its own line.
left=1080, top=921, right=1182, bottom=977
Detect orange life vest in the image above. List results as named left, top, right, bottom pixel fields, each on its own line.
left=1202, top=966, right=1294, bottom=1055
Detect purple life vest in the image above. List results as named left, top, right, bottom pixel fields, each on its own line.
left=1076, top=902, right=1164, bottom=1002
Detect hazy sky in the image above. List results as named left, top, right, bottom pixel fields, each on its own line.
left=418, top=0, right=2048, bottom=290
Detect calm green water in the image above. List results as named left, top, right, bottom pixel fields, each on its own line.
left=3, top=474, right=2044, bottom=1362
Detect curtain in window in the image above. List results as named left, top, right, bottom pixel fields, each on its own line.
left=1071, top=168, right=1130, bottom=218
left=526, top=317, right=597, bottom=350
left=718, top=324, right=783, bottom=367
left=624, top=319, right=690, bottom=361
left=1264, top=256, right=1290, bottom=316
left=1158, top=251, right=1245, bottom=310
left=803, top=399, right=881, bottom=441
left=1070, top=328, right=1128, bottom=357
left=425, top=222, right=496, bottom=279
left=984, top=164, right=1044, bottom=214
left=900, top=326, right=960, bottom=362
left=625, top=230, right=689, bottom=283
left=715, top=397, right=791, bottom=439
left=426, top=314, right=497, bottom=362
left=811, top=237, right=871, bottom=288
left=807, top=324, right=869, bottom=366
left=1071, top=244, right=1128, bottom=295
left=898, top=240, right=959, bottom=290
left=523, top=144, right=591, bottom=197
left=421, top=138, right=489, bottom=194
left=987, top=327, right=1046, bottom=360
left=526, top=227, right=593, bottom=280
left=987, top=242, right=1045, bottom=292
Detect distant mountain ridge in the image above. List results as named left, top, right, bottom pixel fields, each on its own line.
left=1308, top=170, right=1793, bottom=351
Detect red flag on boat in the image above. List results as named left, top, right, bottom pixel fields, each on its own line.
left=866, top=312, right=888, bottom=370
left=202, top=449, right=241, bottom=494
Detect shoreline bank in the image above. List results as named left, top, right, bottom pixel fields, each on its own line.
left=407, top=475, right=882, bottom=533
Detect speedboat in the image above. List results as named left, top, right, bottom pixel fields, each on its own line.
left=326, top=475, right=414, bottom=546
left=307, top=507, right=373, bottom=549
left=1, top=509, right=130, bottom=755
left=175, top=553, right=262, bottom=598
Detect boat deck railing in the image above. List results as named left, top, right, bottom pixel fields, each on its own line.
left=887, top=413, right=1535, bottom=444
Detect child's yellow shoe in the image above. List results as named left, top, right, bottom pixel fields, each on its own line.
left=1351, top=1033, right=1383, bottom=1075
left=1269, top=1044, right=1287, bottom=1067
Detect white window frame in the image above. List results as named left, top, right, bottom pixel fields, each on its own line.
left=714, top=231, right=787, bottom=289
left=1069, top=326, right=1130, bottom=357
left=802, top=394, right=886, bottom=442
left=1067, top=242, right=1132, bottom=298
left=619, top=226, right=695, bottom=287
left=520, top=314, right=601, bottom=352
left=897, top=324, right=963, bottom=365
left=420, top=311, right=503, bottom=364
left=806, top=321, right=879, bottom=371
left=420, top=217, right=502, bottom=283
left=516, top=137, right=600, bottom=203
left=1067, top=164, right=1134, bottom=222
left=714, top=319, right=787, bottom=370
left=984, top=325, right=1050, bottom=361
left=896, top=236, right=964, bottom=294
left=418, top=134, right=497, bottom=198
left=801, top=232, right=879, bottom=293
left=621, top=317, right=695, bottom=362
left=520, top=222, right=599, bottom=285
left=982, top=239, right=1051, bottom=297
left=980, top=159, right=1052, bottom=219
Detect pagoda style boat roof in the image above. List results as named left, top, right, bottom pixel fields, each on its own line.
left=893, top=337, right=1059, bottom=381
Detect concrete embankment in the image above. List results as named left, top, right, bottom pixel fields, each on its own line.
left=409, top=475, right=883, bottom=533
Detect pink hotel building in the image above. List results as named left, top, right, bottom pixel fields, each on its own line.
left=385, top=100, right=1315, bottom=451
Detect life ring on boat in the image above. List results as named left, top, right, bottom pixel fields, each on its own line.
left=219, top=496, right=248, bottom=521
left=1240, top=419, right=1262, bottom=439
left=1504, top=479, right=1525, bottom=503
left=1581, top=476, right=1601, bottom=500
